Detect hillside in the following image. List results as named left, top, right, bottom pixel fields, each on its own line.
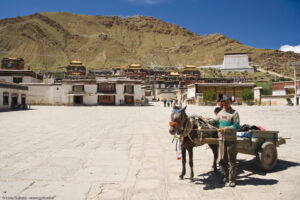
left=0, top=12, right=299, bottom=77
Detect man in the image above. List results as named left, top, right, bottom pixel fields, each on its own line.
left=211, top=95, right=239, bottom=187
left=214, top=107, right=222, bottom=116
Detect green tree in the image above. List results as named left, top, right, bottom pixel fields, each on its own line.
left=203, top=90, right=217, bottom=102
left=256, top=82, right=272, bottom=95
left=241, top=88, right=254, bottom=102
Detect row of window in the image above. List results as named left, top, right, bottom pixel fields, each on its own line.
left=2, top=92, right=26, bottom=105
left=157, top=84, right=186, bottom=89
left=13, top=77, right=23, bottom=83
left=72, top=85, right=135, bottom=93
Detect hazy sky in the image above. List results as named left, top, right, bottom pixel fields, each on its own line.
left=0, top=0, right=299, bottom=51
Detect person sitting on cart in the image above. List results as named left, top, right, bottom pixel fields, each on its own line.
left=214, top=107, right=222, bottom=116
left=198, top=106, right=222, bottom=122
left=211, top=95, right=240, bottom=187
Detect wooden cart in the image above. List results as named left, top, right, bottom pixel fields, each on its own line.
left=199, top=130, right=287, bottom=171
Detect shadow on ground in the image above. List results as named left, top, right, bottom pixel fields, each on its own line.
left=192, top=159, right=300, bottom=190
left=0, top=108, right=36, bottom=113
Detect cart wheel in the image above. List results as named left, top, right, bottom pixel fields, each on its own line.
left=257, top=142, right=278, bottom=171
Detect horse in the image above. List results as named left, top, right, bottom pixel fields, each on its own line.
left=169, top=105, right=219, bottom=180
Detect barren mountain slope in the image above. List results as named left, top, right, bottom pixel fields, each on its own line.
left=0, top=12, right=299, bottom=77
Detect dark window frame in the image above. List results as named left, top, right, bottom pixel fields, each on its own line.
left=124, top=85, right=134, bottom=94
left=72, top=85, right=84, bottom=92
left=3, top=92, right=9, bottom=105
left=13, top=77, right=23, bottom=83
left=98, top=83, right=116, bottom=93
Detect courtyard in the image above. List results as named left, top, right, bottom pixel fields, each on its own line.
left=0, top=103, right=300, bottom=200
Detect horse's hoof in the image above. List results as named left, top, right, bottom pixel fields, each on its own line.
left=212, top=167, right=217, bottom=173
left=190, top=177, right=194, bottom=182
left=179, top=175, right=184, bottom=179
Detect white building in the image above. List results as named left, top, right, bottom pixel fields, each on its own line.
left=0, top=81, right=28, bottom=110
left=221, top=53, right=254, bottom=73
left=97, top=78, right=145, bottom=105
left=0, top=70, right=43, bottom=83
left=23, top=78, right=146, bottom=106
left=151, top=80, right=183, bottom=100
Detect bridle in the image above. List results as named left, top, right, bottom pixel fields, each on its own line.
left=169, top=109, right=188, bottom=136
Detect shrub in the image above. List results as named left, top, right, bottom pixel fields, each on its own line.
left=203, top=90, right=217, bottom=102
left=256, top=82, right=272, bottom=95
left=241, top=88, right=254, bottom=102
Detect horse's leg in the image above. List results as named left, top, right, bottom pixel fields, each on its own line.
left=209, top=144, right=218, bottom=172
left=188, top=147, right=194, bottom=180
left=179, top=146, right=186, bottom=179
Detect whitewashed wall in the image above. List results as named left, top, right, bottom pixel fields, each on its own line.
left=0, top=76, right=42, bottom=83
left=26, top=84, right=62, bottom=105
left=187, top=85, right=195, bottom=99
left=133, top=84, right=144, bottom=102
left=222, top=54, right=250, bottom=69
left=157, top=92, right=177, bottom=100
left=114, top=84, right=144, bottom=105
left=83, top=85, right=98, bottom=105
left=0, top=77, right=11, bottom=82
left=272, top=90, right=286, bottom=96
left=23, top=82, right=144, bottom=106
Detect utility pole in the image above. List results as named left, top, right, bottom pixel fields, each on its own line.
left=290, top=61, right=300, bottom=106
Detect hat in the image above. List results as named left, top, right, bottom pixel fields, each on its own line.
left=223, top=95, right=232, bottom=101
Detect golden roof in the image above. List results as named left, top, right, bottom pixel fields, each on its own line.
left=170, top=72, right=179, bottom=76
left=129, top=64, right=142, bottom=69
left=71, top=60, right=82, bottom=63
left=69, top=60, right=84, bottom=67
left=184, top=65, right=196, bottom=68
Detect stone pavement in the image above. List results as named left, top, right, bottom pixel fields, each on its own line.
left=0, top=103, right=300, bottom=200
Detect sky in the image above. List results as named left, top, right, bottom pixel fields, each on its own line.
left=0, top=0, right=299, bottom=52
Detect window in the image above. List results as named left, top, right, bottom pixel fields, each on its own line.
left=13, top=77, right=23, bottom=83
left=98, top=84, right=116, bottom=93
left=145, top=91, right=151, bottom=96
left=21, top=94, right=26, bottom=105
left=3, top=92, right=9, bottom=105
left=72, top=85, right=84, bottom=92
left=124, top=85, right=134, bottom=93
left=11, top=94, right=18, bottom=107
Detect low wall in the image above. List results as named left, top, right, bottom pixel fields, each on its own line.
left=261, top=95, right=295, bottom=106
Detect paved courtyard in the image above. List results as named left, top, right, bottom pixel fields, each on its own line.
left=0, top=103, right=300, bottom=200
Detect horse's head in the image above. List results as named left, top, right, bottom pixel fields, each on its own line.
left=169, top=105, right=187, bottom=136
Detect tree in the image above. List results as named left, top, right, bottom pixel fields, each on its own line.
left=203, top=90, right=217, bottom=102
left=241, top=88, right=254, bottom=103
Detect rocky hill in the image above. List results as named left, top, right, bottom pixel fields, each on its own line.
left=0, top=12, right=299, bottom=77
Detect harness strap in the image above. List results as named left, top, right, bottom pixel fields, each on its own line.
left=182, top=117, right=199, bottom=145
left=183, top=117, right=218, bottom=146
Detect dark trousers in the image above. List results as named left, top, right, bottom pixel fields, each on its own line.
left=219, top=141, right=237, bottom=181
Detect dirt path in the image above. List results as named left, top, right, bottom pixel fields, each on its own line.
left=257, top=67, right=293, bottom=79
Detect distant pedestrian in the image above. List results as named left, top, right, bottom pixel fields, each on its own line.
left=220, top=98, right=224, bottom=109
left=164, top=99, right=167, bottom=107
left=167, top=99, right=170, bottom=107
